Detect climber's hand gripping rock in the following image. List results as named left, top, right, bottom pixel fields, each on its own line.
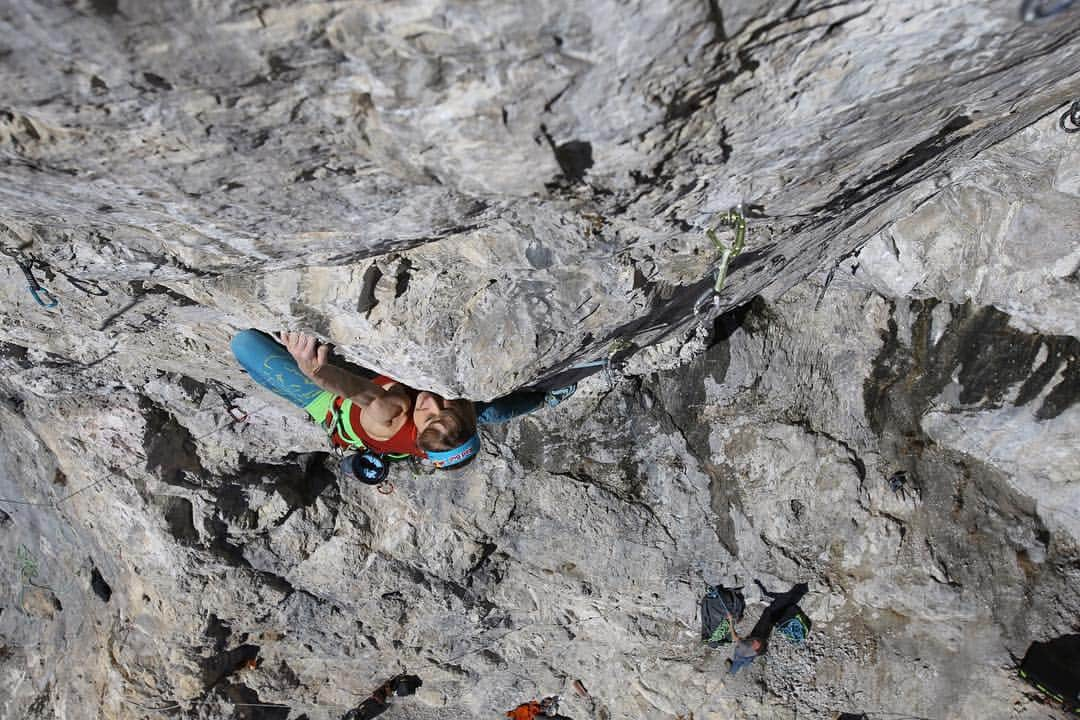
left=280, top=331, right=330, bottom=378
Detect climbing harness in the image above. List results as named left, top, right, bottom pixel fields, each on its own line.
left=707, top=616, right=733, bottom=645
left=324, top=403, right=344, bottom=449
left=1021, top=0, right=1076, bottom=20
left=694, top=207, right=748, bottom=316
left=1, top=246, right=58, bottom=308
left=1060, top=100, right=1080, bottom=133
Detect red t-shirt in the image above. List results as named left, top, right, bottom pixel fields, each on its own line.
left=327, top=376, right=423, bottom=456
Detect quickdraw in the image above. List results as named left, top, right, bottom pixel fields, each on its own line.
left=2, top=244, right=107, bottom=305
left=1, top=246, right=58, bottom=308
left=694, top=206, right=748, bottom=316
left=1060, top=100, right=1080, bottom=133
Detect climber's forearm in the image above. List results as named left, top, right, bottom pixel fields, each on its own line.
left=308, top=364, right=384, bottom=406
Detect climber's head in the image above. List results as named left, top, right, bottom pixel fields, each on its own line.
left=414, top=392, right=479, bottom=468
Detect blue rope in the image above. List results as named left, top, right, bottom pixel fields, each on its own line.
left=778, top=616, right=808, bottom=644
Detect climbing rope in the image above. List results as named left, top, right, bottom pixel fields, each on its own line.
left=694, top=207, right=748, bottom=316
left=59, top=271, right=109, bottom=297
left=1020, top=0, right=1076, bottom=20
left=552, top=337, right=632, bottom=390
left=1060, top=100, right=1080, bottom=133
left=777, top=615, right=809, bottom=644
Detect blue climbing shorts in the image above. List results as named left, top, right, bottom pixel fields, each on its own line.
left=230, top=329, right=334, bottom=420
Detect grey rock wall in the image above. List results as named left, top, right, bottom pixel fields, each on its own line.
left=0, top=2, right=1078, bottom=720
left=2, top=0, right=1079, bottom=396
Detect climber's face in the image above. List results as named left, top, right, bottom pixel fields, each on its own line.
left=413, top=391, right=445, bottom=432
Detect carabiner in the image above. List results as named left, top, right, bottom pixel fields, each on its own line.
left=693, top=287, right=720, bottom=316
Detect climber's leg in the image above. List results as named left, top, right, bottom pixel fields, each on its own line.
left=476, top=385, right=576, bottom=425
left=230, top=329, right=334, bottom=421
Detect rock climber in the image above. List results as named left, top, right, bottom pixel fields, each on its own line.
left=230, top=329, right=575, bottom=471
left=727, top=580, right=810, bottom=674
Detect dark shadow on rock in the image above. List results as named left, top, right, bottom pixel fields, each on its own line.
left=158, top=496, right=199, bottom=545
left=90, top=565, right=112, bottom=603
left=200, top=643, right=260, bottom=688
left=342, top=674, right=422, bottom=720
left=863, top=298, right=1074, bottom=644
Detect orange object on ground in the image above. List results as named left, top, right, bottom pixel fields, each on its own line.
left=506, top=701, right=544, bottom=720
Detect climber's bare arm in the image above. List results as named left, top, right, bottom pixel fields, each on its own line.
left=279, top=331, right=390, bottom=408
left=357, top=389, right=412, bottom=434
left=726, top=613, right=740, bottom=642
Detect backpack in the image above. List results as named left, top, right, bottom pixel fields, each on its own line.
left=701, top=584, right=745, bottom=647
left=775, top=604, right=812, bottom=644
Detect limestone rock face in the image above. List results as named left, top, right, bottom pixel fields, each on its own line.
left=3, top=0, right=1079, bottom=396
left=1, top=2, right=1079, bottom=719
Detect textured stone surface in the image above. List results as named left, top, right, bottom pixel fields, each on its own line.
left=852, top=117, right=1080, bottom=338
left=2, top=0, right=1079, bottom=396
left=0, top=2, right=1079, bottom=720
